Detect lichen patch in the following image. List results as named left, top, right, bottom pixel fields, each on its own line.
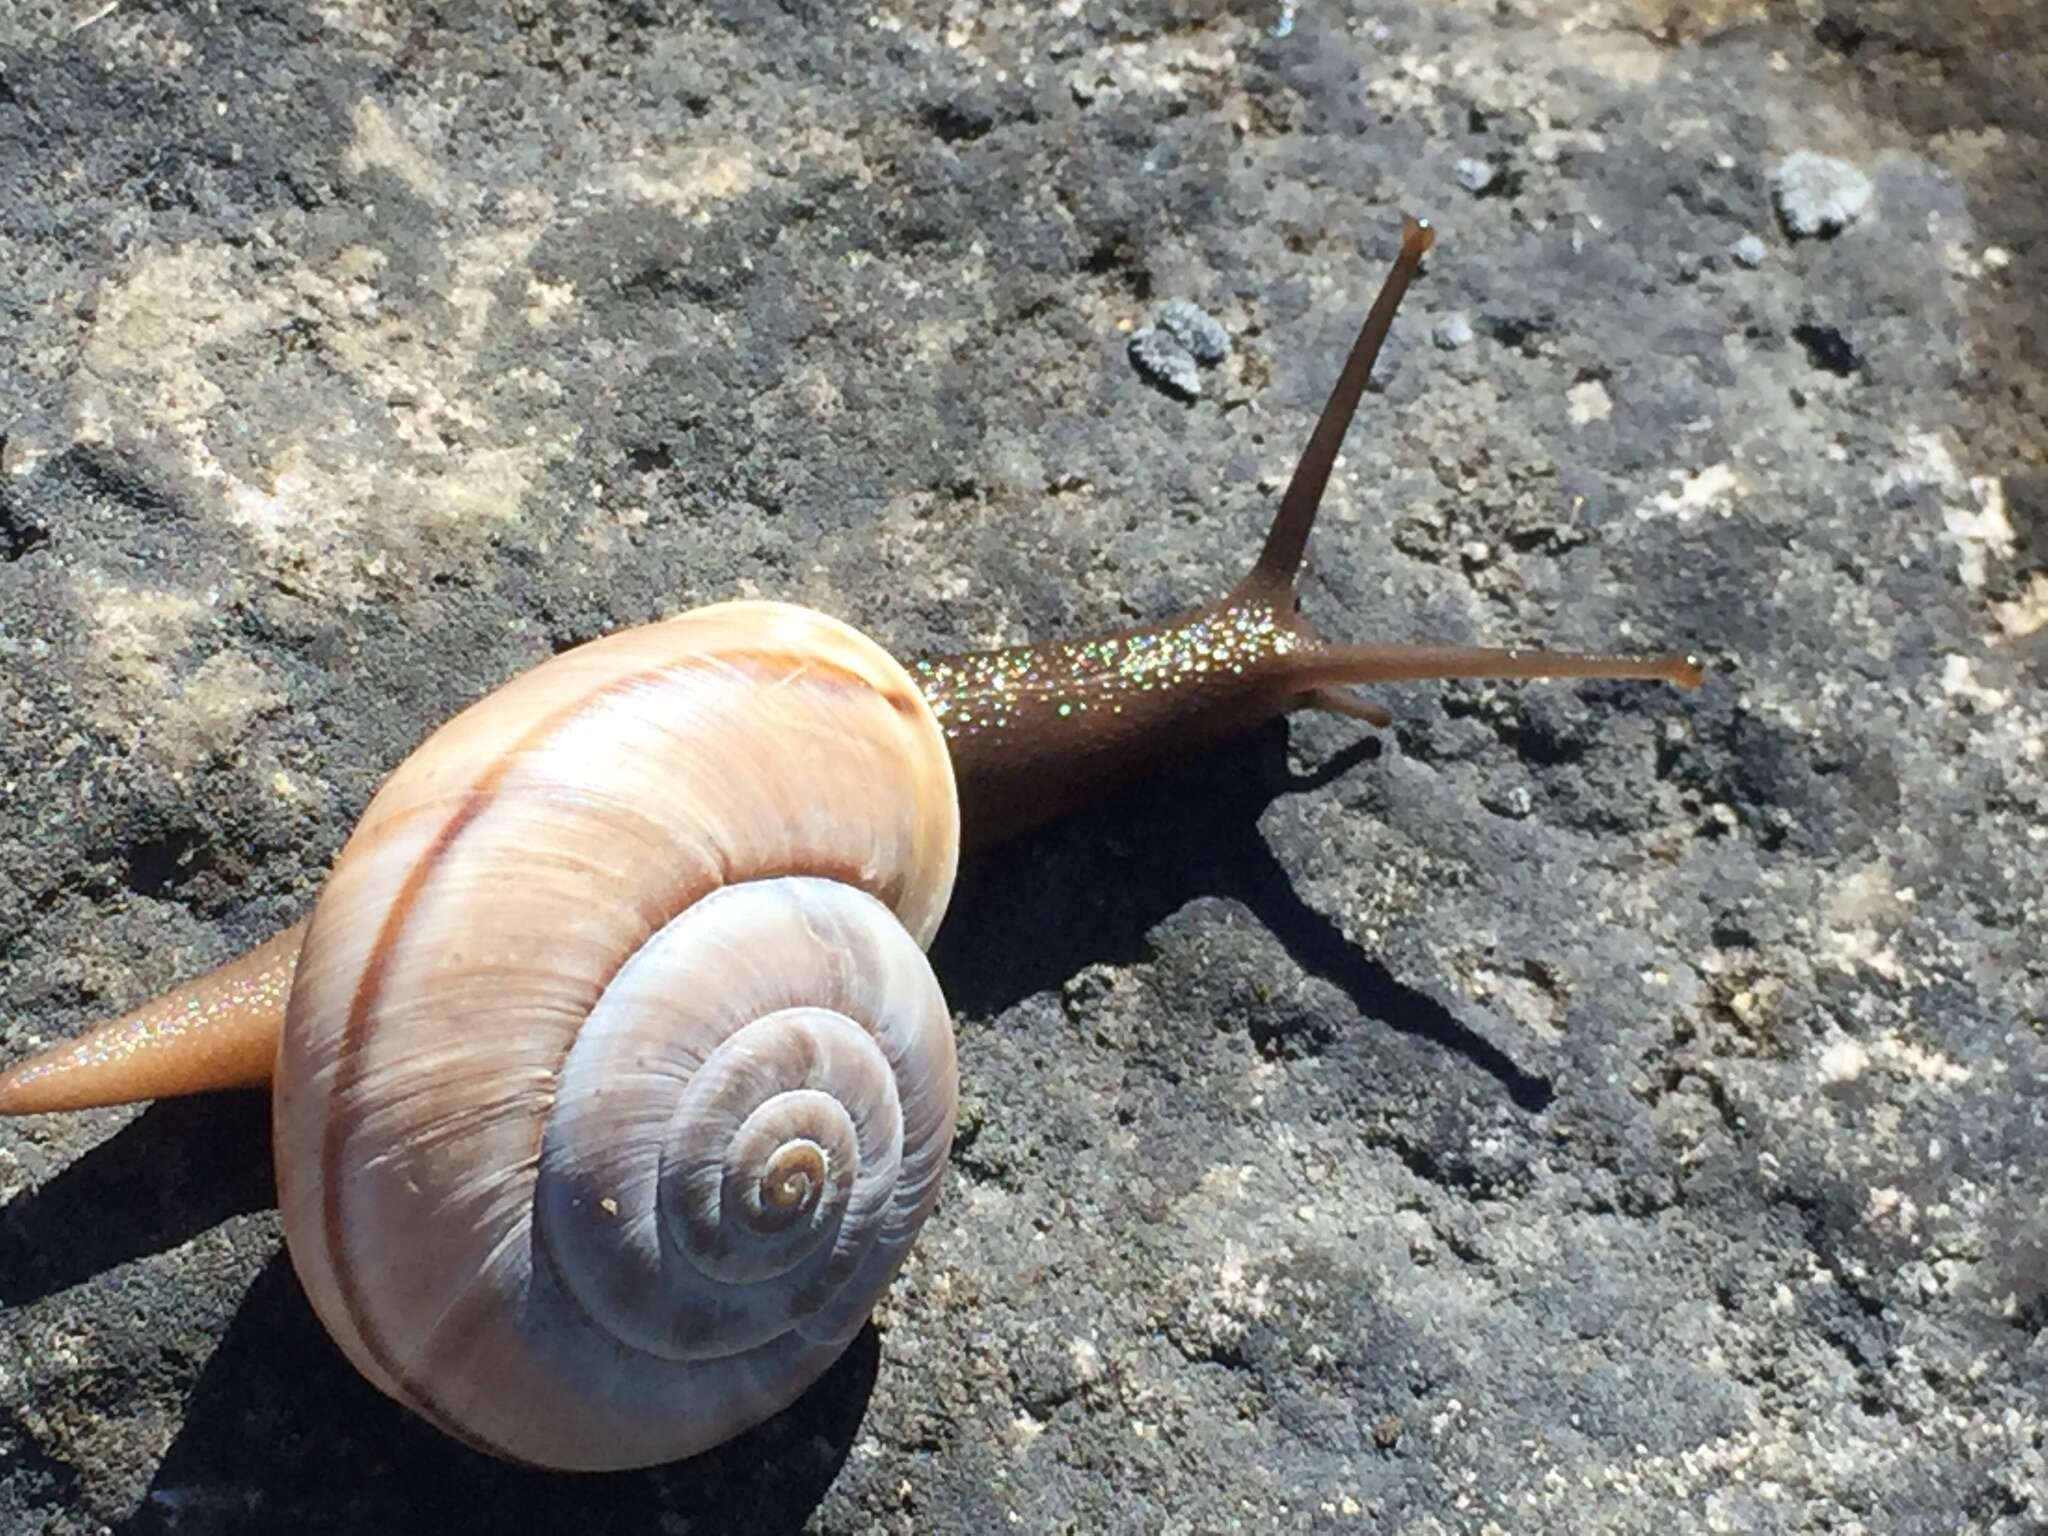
left=78, top=576, right=284, bottom=772
left=1567, top=378, right=1614, bottom=425
left=81, top=244, right=281, bottom=437
left=343, top=96, right=452, bottom=208
left=612, top=144, right=760, bottom=220
left=85, top=578, right=205, bottom=697
left=1819, top=860, right=1909, bottom=983
left=1635, top=461, right=1746, bottom=522
left=167, top=651, right=288, bottom=771
left=1880, top=430, right=2016, bottom=591
left=310, top=1, right=404, bottom=49
left=1992, top=572, right=2048, bottom=640
left=67, top=203, right=581, bottom=603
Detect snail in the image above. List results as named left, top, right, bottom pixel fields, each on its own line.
left=0, top=218, right=1702, bottom=1470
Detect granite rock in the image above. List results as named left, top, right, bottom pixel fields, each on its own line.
left=0, top=2, right=2042, bottom=1533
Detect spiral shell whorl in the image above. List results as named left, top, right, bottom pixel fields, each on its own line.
left=272, top=602, right=959, bottom=1470
left=539, top=877, right=951, bottom=1362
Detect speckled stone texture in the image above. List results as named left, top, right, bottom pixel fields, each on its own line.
left=1, top=2, right=2042, bottom=1533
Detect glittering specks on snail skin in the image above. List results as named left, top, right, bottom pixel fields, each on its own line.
left=914, top=602, right=1304, bottom=743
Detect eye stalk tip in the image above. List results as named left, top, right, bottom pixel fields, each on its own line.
left=1399, top=215, right=1436, bottom=258
left=1668, top=654, right=1707, bottom=690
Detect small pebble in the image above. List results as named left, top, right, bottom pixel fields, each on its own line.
left=1432, top=314, right=1474, bottom=350
left=1129, top=298, right=1231, bottom=398
left=1732, top=234, right=1766, bottom=268
left=1155, top=298, right=1230, bottom=364
left=1128, top=326, right=1202, bottom=399
left=1769, top=151, right=1874, bottom=238
left=1454, top=157, right=1496, bottom=194
left=1481, top=782, right=1535, bottom=820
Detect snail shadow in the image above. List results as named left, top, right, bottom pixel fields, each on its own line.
left=933, top=723, right=1553, bottom=1112
left=0, top=1091, right=276, bottom=1306
left=122, top=1249, right=878, bottom=1536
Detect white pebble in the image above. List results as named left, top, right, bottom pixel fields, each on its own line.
left=1155, top=299, right=1230, bottom=364
left=1432, top=314, right=1474, bottom=350
left=1769, top=151, right=1874, bottom=238
left=1454, top=157, right=1495, bottom=194
left=1128, top=327, right=1201, bottom=399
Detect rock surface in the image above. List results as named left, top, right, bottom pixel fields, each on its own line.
left=0, top=2, right=2042, bottom=1533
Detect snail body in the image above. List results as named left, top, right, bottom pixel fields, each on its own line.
left=0, top=219, right=1703, bottom=1470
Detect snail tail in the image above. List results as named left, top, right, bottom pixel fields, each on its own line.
left=0, top=920, right=301, bottom=1115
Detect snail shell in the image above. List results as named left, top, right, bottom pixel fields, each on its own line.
left=271, top=599, right=960, bottom=1470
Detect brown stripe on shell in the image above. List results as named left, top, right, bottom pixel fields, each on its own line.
left=313, top=643, right=933, bottom=1459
